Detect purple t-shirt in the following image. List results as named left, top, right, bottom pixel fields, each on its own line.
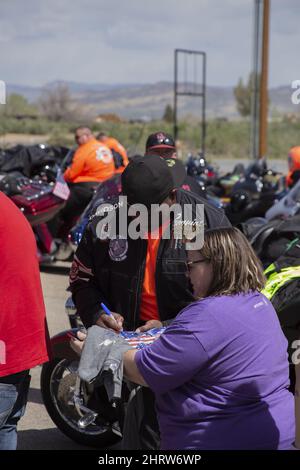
left=135, top=291, right=295, bottom=450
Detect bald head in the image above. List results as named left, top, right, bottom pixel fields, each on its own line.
left=75, top=126, right=93, bottom=146
left=97, top=132, right=109, bottom=145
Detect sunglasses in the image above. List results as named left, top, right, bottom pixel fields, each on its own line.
left=186, top=258, right=209, bottom=271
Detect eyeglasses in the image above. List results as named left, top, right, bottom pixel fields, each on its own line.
left=186, top=258, right=208, bottom=271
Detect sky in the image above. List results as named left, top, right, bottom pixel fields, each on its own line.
left=0, top=0, right=299, bottom=88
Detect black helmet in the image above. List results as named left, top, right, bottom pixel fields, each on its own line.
left=145, top=132, right=176, bottom=151
left=230, top=190, right=251, bottom=213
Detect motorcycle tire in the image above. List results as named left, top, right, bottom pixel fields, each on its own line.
left=40, top=358, right=121, bottom=448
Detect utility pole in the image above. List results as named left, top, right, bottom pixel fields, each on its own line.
left=251, top=0, right=270, bottom=160
left=259, top=0, right=270, bottom=159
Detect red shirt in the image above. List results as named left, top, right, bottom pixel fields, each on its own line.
left=139, top=235, right=161, bottom=322
left=0, top=192, right=50, bottom=377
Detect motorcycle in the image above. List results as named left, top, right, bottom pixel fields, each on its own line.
left=0, top=168, right=69, bottom=263
left=69, top=174, right=122, bottom=247
left=41, top=297, right=129, bottom=448
left=224, top=161, right=286, bottom=225
left=265, top=179, right=300, bottom=221
left=186, top=153, right=218, bottom=187
left=43, top=149, right=123, bottom=262
left=0, top=144, right=75, bottom=263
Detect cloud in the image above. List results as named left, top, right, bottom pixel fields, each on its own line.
left=0, top=0, right=299, bottom=87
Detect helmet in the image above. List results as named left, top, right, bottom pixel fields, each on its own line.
left=145, top=132, right=176, bottom=151
left=230, top=190, right=251, bottom=213
left=186, top=154, right=198, bottom=176
left=186, top=154, right=208, bottom=177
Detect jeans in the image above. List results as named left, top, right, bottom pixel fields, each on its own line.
left=0, top=370, right=31, bottom=450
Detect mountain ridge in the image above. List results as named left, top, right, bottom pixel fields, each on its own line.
left=5, top=81, right=297, bottom=120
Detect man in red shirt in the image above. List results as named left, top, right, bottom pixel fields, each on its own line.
left=0, top=192, right=50, bottom=450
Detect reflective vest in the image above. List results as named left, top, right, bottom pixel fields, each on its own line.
left=262, top=263, right=300, bottom=300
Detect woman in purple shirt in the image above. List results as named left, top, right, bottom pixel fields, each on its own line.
left=123, top=227, right=295, bottom=450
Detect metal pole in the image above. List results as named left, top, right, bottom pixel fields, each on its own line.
left=251, top=0, right=261, bottom=159
left=173, top=49, right=178, bottom=141
left=173, top=49, right=206, bottom=148
left=259, top=0, right=270, bottom=159
left=202, top=53, right=206, bottom=155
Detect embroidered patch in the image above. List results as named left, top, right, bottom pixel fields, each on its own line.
left=108, top=237, right=128, bottom=262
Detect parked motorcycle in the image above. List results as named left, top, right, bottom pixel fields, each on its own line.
left=224, top=162, right=285, bottom=225
left=41, top=296, right=129, bottom=448
left=265, top=179, right=300, bottom=221
left=186, top=153, right=218, bottom=187
left=69, top=174, right=122, bottom=247
left=0, top=168, right=69, bottom=263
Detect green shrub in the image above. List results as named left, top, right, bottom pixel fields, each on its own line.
left=0, top=117, right=299, bottom=160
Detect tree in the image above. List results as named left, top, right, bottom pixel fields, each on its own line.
left=163, top=104, right=174, bottom=123
left=233, top=73, right=255, bottom=118
left=39, top=84, right=76, bottom=121
left=3, top=93, right=38, bottom=117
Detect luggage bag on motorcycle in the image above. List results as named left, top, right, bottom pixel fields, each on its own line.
left=262, top=255, right=300, bottom=392
left=239, top=214, right=300, bottom=266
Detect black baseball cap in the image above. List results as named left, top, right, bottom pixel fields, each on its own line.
left=121, top=154, right=186, bottom=207
left=145, top=132, right=176, bottom=151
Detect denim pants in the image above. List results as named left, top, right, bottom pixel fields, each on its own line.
left=0, top=370, right=31, bottom=450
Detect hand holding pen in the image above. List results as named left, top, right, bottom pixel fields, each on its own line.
left=96, top=302, right=125, bottom=334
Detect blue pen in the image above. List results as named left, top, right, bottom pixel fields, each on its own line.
left=101, top=302, right=125, bottom=337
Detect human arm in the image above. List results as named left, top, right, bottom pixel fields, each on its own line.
left=123, top=349, right=148, bottom=386
left=64, top=148, right=85, bottom=182
left=134, top=319, right=209, bottom=395
left=69, top=225, right=123, bottom=331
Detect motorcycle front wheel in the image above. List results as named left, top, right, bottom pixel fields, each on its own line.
left=40, top=358, right=122, bottom=448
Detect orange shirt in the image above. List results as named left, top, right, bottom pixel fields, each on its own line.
left=140, top=222, right=169, bottom=322
left=64, top=138, right=115, bottom=183
left=105, top=137, right=129, bottom=174
left=287, top=146, right=300, bottom=187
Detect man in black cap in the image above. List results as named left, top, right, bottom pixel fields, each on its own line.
left=69, top=154, right=230, bottom=449
left=145, top=131, right=206, bottom=197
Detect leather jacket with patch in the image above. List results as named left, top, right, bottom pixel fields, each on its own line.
left=69, top=189, right=230, bottom=330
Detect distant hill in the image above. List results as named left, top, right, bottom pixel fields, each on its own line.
left=6, top=81, right=298, bottom=120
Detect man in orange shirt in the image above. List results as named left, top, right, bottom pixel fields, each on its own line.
left=64, top=127, right=115, bottom=183
left=286, top=146, right=300, bottom=188
left=60, top=127, right=115, bottom=238
left=97, top=132, right=129, bottom=174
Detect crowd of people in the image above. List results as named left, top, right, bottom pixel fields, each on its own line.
left=0, top=128, right=299, bottom=451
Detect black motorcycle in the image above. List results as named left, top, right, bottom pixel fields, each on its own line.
left=224, top=160, right=285, bottom=225
left=40, top=297, right=130, bottom=448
